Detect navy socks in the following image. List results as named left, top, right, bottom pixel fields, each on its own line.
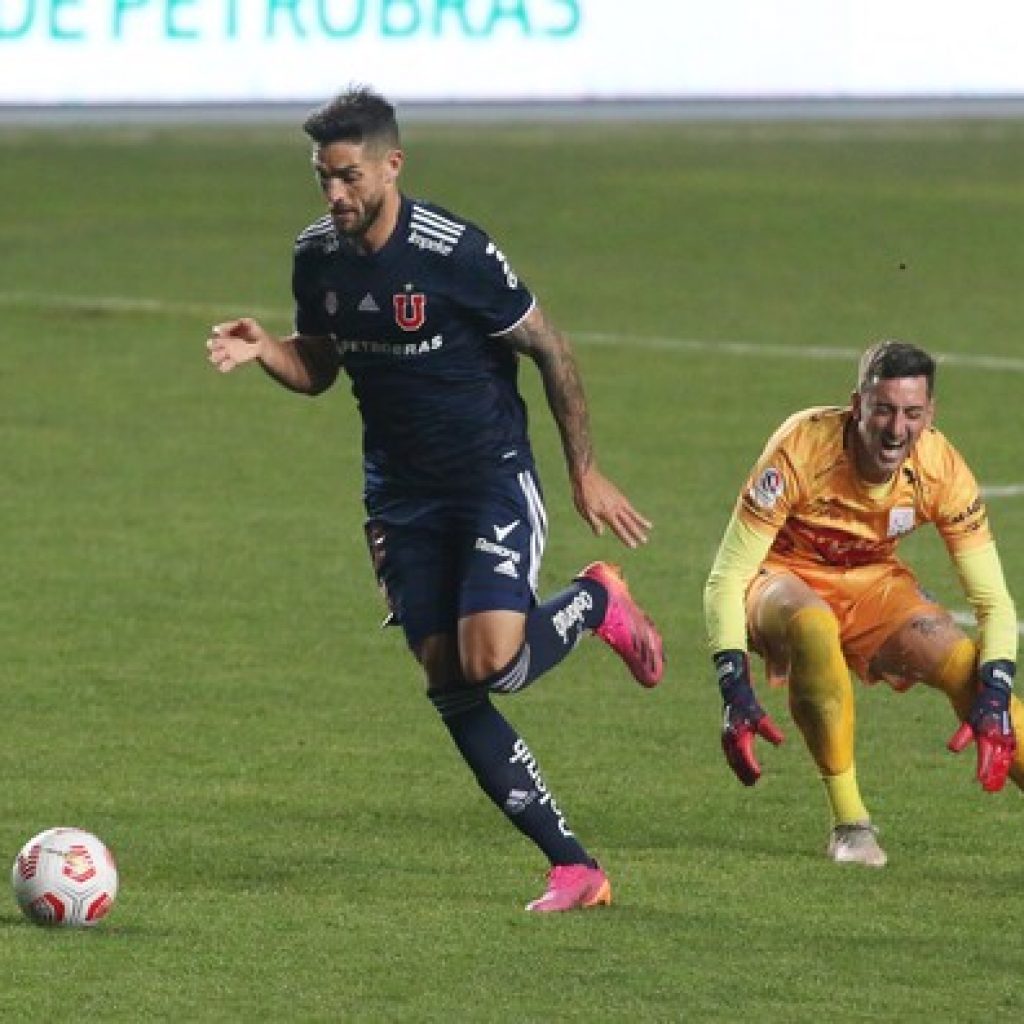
left=429, top=687, right=592, bottom=866
left=486, top=578, right=608, bottom=694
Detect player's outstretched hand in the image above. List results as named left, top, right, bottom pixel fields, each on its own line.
left=206, top=317, right=270, bottom=373
left=572, top=465, right=651, bottom=548
left=715, top=649, right=784, bottom=786
left=947, top=659, right=1017, bottom=793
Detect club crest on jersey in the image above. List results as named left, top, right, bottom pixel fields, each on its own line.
left=393, top=292, right=426, bottom=331
left=751, top=466, right=784, bottom=510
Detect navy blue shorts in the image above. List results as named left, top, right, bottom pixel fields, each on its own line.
left=364, top=469, right=548, bottom=648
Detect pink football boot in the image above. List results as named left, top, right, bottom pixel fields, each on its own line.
left=576, top=561, right=664, bottom=688
left=525, top=863, right=612, bottom=913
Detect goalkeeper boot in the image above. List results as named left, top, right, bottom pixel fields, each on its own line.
left=826, top=820, right=887, bottom=868
left=525, top=863, right=612, bottom=913
left=576, top=562, right=664, bottom=688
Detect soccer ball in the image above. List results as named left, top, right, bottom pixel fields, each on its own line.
left=11, top=827, right=118, bottom=927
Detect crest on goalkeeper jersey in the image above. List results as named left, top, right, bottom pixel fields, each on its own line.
left=751, top=467, right=784, bottom=510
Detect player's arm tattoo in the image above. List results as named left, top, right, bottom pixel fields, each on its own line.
left=502, top=305, right=594, bottom=478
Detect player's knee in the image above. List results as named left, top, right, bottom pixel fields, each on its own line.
left=461, top=643, right=524, bottom=685
left=786, top=606, right=842, bottom=675
left=478, top=644, right=531, bottom=695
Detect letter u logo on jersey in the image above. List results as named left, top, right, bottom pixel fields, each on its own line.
left=393, top=293, right=426, bottom=331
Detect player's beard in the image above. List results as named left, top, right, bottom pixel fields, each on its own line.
left=333, top=193, right=385, bottom=241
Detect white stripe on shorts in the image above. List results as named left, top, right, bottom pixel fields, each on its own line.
left=518, top=469, right=547, bottom=598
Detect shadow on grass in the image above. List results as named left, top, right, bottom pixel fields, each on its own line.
left=0, top=910, right=169, bottom=938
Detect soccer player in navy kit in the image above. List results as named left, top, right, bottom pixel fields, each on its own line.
left=206, top=87, right=664, bottom=912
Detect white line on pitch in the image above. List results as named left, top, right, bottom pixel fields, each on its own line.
left=3, top=290, right=1024, bottom=375
left=951, top=611, right=1024, bottom=636
left=982, top=484, right=1024, bottom=499
left=576, top=331, right=1024, bottom=374
left=0, top=291, right=289, bottom=322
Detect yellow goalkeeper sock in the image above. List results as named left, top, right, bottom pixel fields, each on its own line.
left=1010, top=695, right=1024, bottom=790
left=928, top=637, right=976, bottom=716
left=784, top=606, right=871, bottom=822
left=822, top=764, right=871, bottom=825
left=929, top=637, right=1024, bottom=791
left=787, top=607, right=857, bottom=774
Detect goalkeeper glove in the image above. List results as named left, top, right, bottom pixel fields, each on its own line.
left=715, top=649, right=784, bottom=786
left=947, top=659, right=1017, bottom=793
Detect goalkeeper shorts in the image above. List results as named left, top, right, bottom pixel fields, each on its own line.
left=746, top=557, right=947, bottom=688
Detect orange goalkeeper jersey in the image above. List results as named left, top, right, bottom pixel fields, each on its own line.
left=736, top=406, right=991, bottom=569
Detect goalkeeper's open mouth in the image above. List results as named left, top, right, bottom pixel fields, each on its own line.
left=872, top=436, right=910, bottom=474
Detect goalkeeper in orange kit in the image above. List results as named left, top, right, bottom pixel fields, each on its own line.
left=704, top=340, right=1020, bottom=866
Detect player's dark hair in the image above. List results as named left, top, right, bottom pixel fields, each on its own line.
left=302, top=86, right=400, bottom=151
left=857, top=340, right=936, bottom=397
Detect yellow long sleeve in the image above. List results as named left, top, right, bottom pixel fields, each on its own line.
left=951, top=541, right=1018, bottom=664
left=704, top=511, right=775, bottom=653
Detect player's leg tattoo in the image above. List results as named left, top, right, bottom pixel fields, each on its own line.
left=869, top=610, right=964, bottom=688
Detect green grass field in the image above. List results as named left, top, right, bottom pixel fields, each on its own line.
left=1, top=115, right=1022, bottom=1021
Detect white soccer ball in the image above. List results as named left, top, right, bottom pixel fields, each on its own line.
left=11, top=827, right=118, bottom=927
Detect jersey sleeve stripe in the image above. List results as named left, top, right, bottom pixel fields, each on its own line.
left=411, top=205, right=467, bottom=236
left=410, top=219, right=464, bottom=246
left=296, top=215, right=334, bottom=243
left=489, top=296, right=536, bottom=338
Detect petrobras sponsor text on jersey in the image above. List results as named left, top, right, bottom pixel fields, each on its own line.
left=332, top=334, right=444, bottom=358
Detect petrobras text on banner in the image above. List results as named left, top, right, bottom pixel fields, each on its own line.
left=2, top=0, right=1024, bottom=104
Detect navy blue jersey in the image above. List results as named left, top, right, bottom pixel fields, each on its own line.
left=292, top=196, right=537, bottom=502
